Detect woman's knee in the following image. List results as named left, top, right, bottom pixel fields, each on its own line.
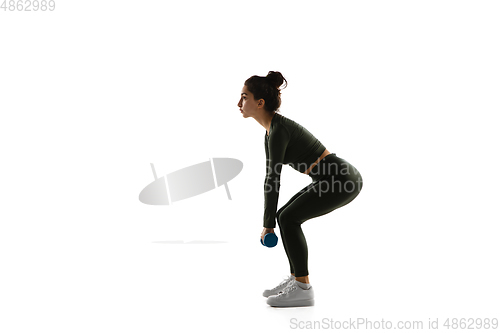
left=276, top=207, right=290, bottom=226
left=277, top=209, right=300, bottom=229
left=276, top=210, right=283, bottom=228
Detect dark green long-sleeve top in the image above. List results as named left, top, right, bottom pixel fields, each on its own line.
left=264, top=112, right=327, bottom=228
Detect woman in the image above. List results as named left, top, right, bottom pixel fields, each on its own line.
left=237, top=71, right=363, bottom=307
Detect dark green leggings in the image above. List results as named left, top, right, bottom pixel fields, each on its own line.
left=276, top=153, right=363, bottom=277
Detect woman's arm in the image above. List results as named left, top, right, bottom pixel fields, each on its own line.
left=263, top=126, right=290, bottom=228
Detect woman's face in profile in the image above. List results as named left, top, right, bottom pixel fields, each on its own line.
left=238, top=85, right=261, bottom=118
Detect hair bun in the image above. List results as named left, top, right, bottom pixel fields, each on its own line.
left=266, top=71, right=287, bottom=90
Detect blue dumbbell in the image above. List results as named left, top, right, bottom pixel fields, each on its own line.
left=260, top=233, right=278, bottom=247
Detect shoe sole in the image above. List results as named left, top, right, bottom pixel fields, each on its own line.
left=268, top=299, right=314, bottom=307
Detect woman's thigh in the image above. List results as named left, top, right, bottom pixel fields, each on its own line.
left=276, top=181, right=316, bottom=219
left=278, top=176, right=362, bottom=225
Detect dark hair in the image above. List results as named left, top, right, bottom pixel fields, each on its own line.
left=244, top=71, right=288, bottom=113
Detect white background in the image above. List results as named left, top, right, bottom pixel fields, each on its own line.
left=1, top=0, right=499, bottom=332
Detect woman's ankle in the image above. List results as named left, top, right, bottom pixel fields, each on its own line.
left=294, top=275, right=310, bottom=284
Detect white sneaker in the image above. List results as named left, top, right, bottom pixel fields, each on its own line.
left=266, top=280, right=314, bottom=307
left=262, top=275, right=295, bottom=297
